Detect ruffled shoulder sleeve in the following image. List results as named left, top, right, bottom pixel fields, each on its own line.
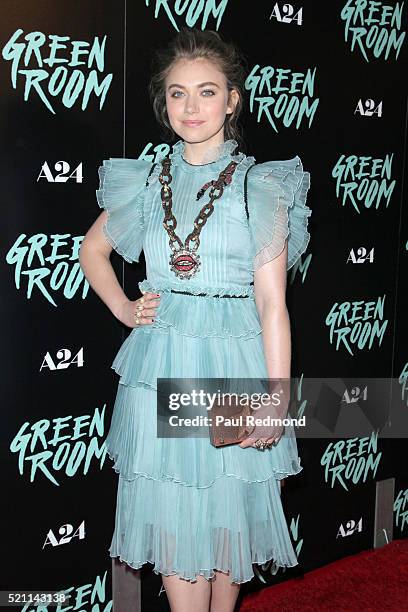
left=96, top=158, right=154, bottom=263
left=246, top=156, right=312, bottom=271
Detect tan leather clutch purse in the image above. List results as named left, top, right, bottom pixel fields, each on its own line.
left=209, top=396, right=256, bottom=447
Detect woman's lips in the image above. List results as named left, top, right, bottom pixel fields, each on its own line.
left=182, top=121, right=205, bottom=126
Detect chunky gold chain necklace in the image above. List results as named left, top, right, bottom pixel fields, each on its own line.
left=158, top=156, right=238, bottom=279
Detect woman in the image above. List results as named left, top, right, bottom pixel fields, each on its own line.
left=79, top=27, right=312, bottom=612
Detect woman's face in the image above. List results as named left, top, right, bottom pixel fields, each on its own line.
left=164, top=57, right=238, bottom=145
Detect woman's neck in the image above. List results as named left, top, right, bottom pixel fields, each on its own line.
left=182, top=136, right=227, bottom=165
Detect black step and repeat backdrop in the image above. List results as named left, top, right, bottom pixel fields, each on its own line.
left=1, top=2, right=407, bottom=611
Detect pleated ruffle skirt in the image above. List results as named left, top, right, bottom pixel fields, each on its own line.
left=104, top=292, right=303, bottom=584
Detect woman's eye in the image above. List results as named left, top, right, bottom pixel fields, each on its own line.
left=170, top=90, right=215, bottom=98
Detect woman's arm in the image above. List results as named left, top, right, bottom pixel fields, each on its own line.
left=239, top=241, right=290, bottom=448
left=253, top=240, right=291, bottom=379
left=79, top=211, right=159, bottom=327
left=79, top=210, right=126, bottom=319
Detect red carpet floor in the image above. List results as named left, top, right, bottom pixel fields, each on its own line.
left=241, top=539, right=408, bottom=611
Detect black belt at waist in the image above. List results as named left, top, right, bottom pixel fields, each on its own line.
left=170, top=289, right=252, bottom=299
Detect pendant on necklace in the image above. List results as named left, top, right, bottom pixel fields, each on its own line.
left=169, top=247, right=201, bottom=279
left=159, top=155, right=238, bottom=281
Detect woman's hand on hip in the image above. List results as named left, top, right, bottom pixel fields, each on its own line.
left=116, top=291, right=161, bottom=328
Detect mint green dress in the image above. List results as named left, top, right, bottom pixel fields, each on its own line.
left=96, top=138, right=312, bottom=584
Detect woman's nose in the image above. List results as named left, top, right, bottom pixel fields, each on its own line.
left=184, top=97, right=199, bottom=113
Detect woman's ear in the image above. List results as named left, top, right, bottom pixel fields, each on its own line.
left=227, top=88, right=240, bottom=116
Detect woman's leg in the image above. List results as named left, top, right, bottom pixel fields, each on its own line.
left=210, top=570, right=241, bottom=612
left=162, top=574, right=212, bottom=612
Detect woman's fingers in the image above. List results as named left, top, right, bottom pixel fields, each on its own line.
left=135, top=317, right=154, bottom=326
left=133, top=291, right=160, bottom=326
left=139, top=291, right=160, bottom=305
left=238, top=437, right=257, bottom=448
left=144, top=296, right=161, bottom=306
left=139, top=307, right=158, bottom=317
left=238, top=436, right=281, bottom=449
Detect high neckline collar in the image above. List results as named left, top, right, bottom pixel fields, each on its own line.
left=169, top=138, right=240, bottom=167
